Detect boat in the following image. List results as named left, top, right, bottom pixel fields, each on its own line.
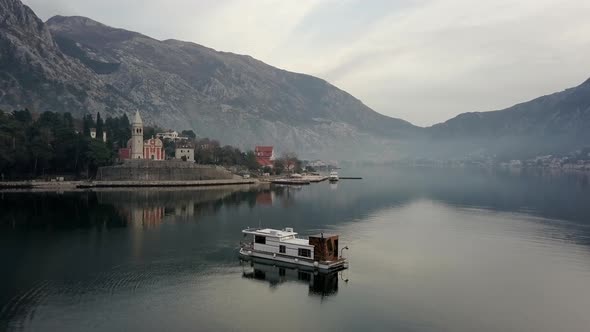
left=241, top=256, right=345, bottom=297
left=239, top=227, right=348, bottom=271
left=328, top=171, right=339, bottom=182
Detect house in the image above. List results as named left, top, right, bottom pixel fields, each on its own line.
left=89, top=128, right=107, bottom=142
left=175, top=143, right=195, bottom=162
left=156, top=130, right=188, bottom=141
left=255, top=146, right=275, bottom=168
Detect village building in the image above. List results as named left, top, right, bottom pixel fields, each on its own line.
left=89, top=128, right=107, bottom=142
left=156, top=130, right=188, bottom=141
left=118, top=111, right=165, bottom=161
left=175, top=143, right=195, bottom=162
left=255, top=146, right=275, bottom=168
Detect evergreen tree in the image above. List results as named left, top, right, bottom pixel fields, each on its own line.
left=96, top=112, right=104, bottom=141
left=83, top=114, right=94, bottom=137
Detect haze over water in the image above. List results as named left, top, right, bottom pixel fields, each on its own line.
left=1, top=167, right=590, bottom=331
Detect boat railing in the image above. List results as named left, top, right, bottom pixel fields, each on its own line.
left=240, top=241, right=254, bottom=250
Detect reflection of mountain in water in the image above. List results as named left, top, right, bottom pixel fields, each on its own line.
left=241, top=258, right=343, bottom=298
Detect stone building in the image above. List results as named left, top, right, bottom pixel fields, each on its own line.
left=118, top=111, right=165, bottom=161
left=175, top=143, right=194, bottom=162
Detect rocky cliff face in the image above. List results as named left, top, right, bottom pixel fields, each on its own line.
left=0, top=0, right=421, bottom=158
left=0, top=0, right=135, bottom=119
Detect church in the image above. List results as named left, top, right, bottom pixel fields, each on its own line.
left=118, top=111, right=165, bottom=161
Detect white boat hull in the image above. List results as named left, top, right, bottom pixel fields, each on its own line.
left=239, top=248, right=347, bottom=271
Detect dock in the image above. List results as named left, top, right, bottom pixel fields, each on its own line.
left=339, top=177, right=363, bottom=180
left=270, top=179, right=311, bottom=185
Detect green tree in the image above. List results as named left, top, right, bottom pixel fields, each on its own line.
left=84, top=139, right=113, bottom=177
left=181, top=130, right=196, bottom=139
left=273, top=159, right=285, bottom=175
left=96, top=112, right=104, bottom=141
left=244, top=150, right=259, bottom=170
left=83, top=114, right=94, bottom=137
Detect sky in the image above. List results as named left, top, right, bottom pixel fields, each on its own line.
left=22, top=0, right=590, bottom=126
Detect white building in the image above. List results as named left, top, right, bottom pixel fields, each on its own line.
left=157, top=130, right=188, bottom=141
left=175, top=145, right=194, bottom=162
left=89, top=128, right=107, bottom=142
left=130, top=111, right=144, bottom=159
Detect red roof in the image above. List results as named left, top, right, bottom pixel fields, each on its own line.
left=255, top=146, right=273, bottom=152
left=256, top=158, right=274, bottom=167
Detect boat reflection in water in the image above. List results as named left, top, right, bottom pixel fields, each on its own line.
left=241, top=257, right=347, bottom=297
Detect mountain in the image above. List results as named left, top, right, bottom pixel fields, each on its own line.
left=2, top=0, right=589, bottom=161
left=0, top=0, right=135, bottom=118
left=0, top=0, right=421, bottom=158
left=427, top=78, right=590, bottom=159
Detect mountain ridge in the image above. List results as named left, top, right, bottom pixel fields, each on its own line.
left=1, top=0, right=589, bottom=160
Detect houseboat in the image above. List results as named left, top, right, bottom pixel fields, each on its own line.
left=329, top=171, right=339, bottom=182
left=239, top=227, right=348, bottom=271
left=241, top=257, right=343, bottom=297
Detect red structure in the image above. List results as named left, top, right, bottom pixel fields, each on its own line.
left=143, top=138, right=164, bottom=160
left=118, top=148, right=131, bottom=160
left=255, top=146, right=275, bottom=167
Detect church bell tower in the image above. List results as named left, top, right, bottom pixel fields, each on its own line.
left=131, top=111, right=144, bottom=159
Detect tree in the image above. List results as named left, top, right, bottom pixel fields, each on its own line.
left=244, top=150, right=259, bottom=170
left=84, top=139, right=113, bottom=177
left=280, top=152, right=301, bottom=173
left=83, top=114, right=94, bottom=137
left=164, top=140, right=175, bottom=159
left=273, top=159, right=285, bottom=175
left=12, top=109, right=32, bottom=124
left=181, top=130, right=196, bottom=139
left=95, top=112, right=104, bottom=141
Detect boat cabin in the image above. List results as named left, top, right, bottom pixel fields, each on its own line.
left=242, top=228, right=339, bottom=263
left=309, top=233, right=339, bottom=261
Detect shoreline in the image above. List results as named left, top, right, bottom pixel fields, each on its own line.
left=0, top=179, right=258, bottom=190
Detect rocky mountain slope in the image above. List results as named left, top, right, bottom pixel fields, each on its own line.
left=428, top=78, right=590, bottom=159
left=1, top=0, right=421, bottom=158
left=2, top=0, right=589, bottom=161
left=0, top=0, right=135, bottom=119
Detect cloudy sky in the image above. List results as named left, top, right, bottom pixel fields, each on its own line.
left=23, top=0, right=590, bottom=126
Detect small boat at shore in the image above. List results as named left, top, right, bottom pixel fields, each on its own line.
left=239, top=227, right=348, bottom=271
left=329, top=171, right=339, bottom=182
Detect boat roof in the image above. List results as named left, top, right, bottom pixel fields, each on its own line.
left=243, top=228, right=297, bottom=238
left=309, top=233, right=339, bottom=238
left=282, top=238, right=310, bottom=246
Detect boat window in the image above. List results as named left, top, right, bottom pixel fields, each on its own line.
left=279, top=245, right=286, bottom=253
left=255, top=235, right=266, bottom=244
left=298, top=248, right=311, bottom=258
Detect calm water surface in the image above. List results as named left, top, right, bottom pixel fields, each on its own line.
left=1, top=167, right=590, bottom=331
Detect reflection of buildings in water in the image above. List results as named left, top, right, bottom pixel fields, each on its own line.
left=172, top=201, right=195, bottom=217
left=241, top=258, right=344, bottom=297
left=125, top=206, right=165, bottom=229
left=256, top=191, right=274, bottom=206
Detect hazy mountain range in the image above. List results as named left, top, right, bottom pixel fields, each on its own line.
left=1, top=0, right=589, bottom=160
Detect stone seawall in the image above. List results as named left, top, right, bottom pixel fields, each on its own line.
left=97, top=160, right=235, bottom=181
